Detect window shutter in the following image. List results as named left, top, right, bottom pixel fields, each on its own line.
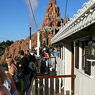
left=75, top=41, right=79, bottom=69
left=85, top=46, right=91, bottom=75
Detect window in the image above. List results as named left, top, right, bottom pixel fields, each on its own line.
left=84, top=40, right=91, bottom=75
left=81, top=40, right=90, bottom=70
left=88, top=41, right=95, bottom=59
left=75, top=37, right=91, bottom=75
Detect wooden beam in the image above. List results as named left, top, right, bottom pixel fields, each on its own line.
left=34, top=75, right=76, bottom=79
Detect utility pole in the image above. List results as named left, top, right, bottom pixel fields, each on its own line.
left=37, top=30, right=40, bottom=57
left=29, top=26, right=32, bottom=50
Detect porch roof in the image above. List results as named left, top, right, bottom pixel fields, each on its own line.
left=51, top=0, right=95, bottom=44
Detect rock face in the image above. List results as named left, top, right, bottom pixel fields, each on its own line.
left=42, top=0, right=64, bottom=27
left=1, top=32, right=37, bottom=62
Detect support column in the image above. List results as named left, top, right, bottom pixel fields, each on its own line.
left=37, top=31, right=40, bottom=57
left=29, top=27, right=32, bottom=50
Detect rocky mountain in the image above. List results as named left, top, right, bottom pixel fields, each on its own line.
left=0, top=0, right=69, bottom=63
left=39, top=0, right=65, bottom=46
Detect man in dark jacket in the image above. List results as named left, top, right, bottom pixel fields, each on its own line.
left=18, top=50, right=30, bottom=94
left=25, top=50, right=36, bottom=63
left=25, top=50, right=36, bottom=83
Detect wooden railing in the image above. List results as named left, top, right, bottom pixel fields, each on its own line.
left=28, top=74, right=76, bottom=95
left=34, top=75, right=76, bottom=79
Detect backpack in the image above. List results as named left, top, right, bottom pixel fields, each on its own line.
left=28, top=61, right=36, bottom=72
left=25, top=55, right=36, bottom=73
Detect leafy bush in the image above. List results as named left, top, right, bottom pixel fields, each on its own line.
left=0, top=40, right=14, bottom=56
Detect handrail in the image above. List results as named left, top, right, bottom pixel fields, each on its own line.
left=29, top=75, right=76, bottom=95
left=34, top=74, right=76, bottom=79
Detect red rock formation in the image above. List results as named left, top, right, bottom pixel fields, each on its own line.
left=1, top=32, right=37, bottom=62
left=39, top=26, right=60, bottom=46
left=42, top=0, right=63, bottom=27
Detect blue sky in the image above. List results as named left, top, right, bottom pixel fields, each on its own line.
left=0, top=0, right=88, bottom=42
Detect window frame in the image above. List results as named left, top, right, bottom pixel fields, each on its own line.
left=75, top=37, right=92, bottom=76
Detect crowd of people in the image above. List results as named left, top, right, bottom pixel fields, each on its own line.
left=0, top=47, right=56, bottom=95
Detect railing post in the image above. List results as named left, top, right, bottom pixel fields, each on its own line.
left=64, top=79, right=66, bottom=95
left=70, top=89, right=71, bottom=95
left=59, top=78, right=61, bottom=94
left=54, top=78, right=56, bottom=95
left=48, top=78, right=50, bottom=95
left=73, top=77, right=75, bottom=95
left=33, top=80, right=35, bottom=95
left=38, top=79, right=40, bottom=95
left=43, top=78, right=45, bottom=95
left=28, top=78, right=35, bottom=95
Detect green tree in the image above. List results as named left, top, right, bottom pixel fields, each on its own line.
left=40, top=36, right=43, bottom=47
left=0, top=40, right=14, bottom=56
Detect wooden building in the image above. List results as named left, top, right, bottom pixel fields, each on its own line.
left=51, top=0, right=95, bottom=95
